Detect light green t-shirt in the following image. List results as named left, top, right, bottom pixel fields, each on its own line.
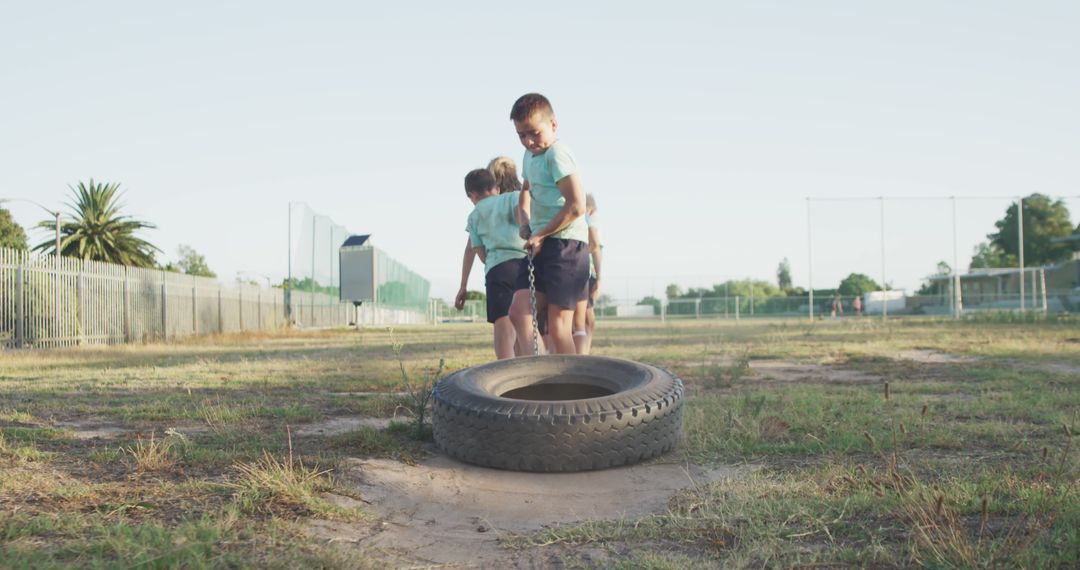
left=522, top=140, right=588, bottom=243
left=586, top=212, right=599, bottom=277
left=466, top=192, right=527, bottom=274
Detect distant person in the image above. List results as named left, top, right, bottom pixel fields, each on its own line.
left=455, top=168, right=529, bottom=359
left=488, top=156, right=523, bottom=194
left=831, top=293, right=843, bottom=318
left=853, top=295, right=862, bottom=316
left=507, top=93, right=589, bottom=355
left=572, top=193, right=603, bottom=354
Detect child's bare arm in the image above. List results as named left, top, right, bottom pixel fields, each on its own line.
left=517, top=181, right=532, bottom=239
left=455, top=237, right=478, bottom=310
left=589, top=225, right=602, bottom=299
left=525, top=173, right=585, bottom=253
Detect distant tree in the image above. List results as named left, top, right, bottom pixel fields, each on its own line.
left=0, top=208, right=28, bottom=250
left=969, top=241, right=1015, bottom=270
left=665, top=283, right=682, bottom=299
left=465, top=290, right=486, bottom=300
left=638, top=295, right=662, bottom=316
left=917, top=261, right=953, bottom=295
left=988, top=193, right=1073, bottom=265
left=776, top=258, right=792, bottom=289
left=33, top=180, right=160, bottom=267
left=837, top=273, right=881, bottom=296
left=165, top=244, right=216, bottom=277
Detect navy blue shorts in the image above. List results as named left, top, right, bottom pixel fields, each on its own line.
left=485, top=259, right=523, bottom=323
left=515, top=238, right=589, bottom=310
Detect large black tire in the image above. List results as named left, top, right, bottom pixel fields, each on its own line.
left=432, top=355, right=683, bottom=472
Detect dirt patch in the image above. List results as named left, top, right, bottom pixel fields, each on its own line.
left=53, top=421, right=128, bottom=440
left=1028, top=361, right=1080, bottom=375
left=323, top=391, right=410, bottom=398
left=749, top=360, right=881, bottom=385
left=291, top=416, right=394, bottom=437
left=331, top=455, right=754, bottom=567
left=892, top=349, right=979, bottom=364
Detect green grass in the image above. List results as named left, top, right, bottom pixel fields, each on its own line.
left=1, top=319, right=1077, bottom=567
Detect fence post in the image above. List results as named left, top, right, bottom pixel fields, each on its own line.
left=695, top=298, right=701, bottom=319
left=1040, top=269, right=1048, bottom=314
left=238, top=285, right=244, bottom=331
left=15, top=264, right=24, bottom=348
left=161, top=281, right=168, bottom=342
left=257, top=287, right=262, bottom=331
left=735, top=296, right=740, bottom=322
left=192, top=285, right=198, bottom=336
left=660, top=301, right=667, bottom=323
left=123, top=268, right=132, bottom=344
left=77, top=271, right=84, bottom=345
left=218, top=288, right=224, bottom=333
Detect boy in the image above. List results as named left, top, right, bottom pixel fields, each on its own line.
left=455, top=168, right=528, bottom=359
left=507, top=93, right=589, bottom=355
left=572, top=193, right=602, bottom=355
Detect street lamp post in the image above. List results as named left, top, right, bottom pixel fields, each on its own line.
left=0, top=198, right=63, bottom=342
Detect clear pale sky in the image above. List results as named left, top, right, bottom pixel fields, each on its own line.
left=3, top=1, right=1078, bottom=302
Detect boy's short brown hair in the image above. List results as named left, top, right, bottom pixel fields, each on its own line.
left=510, top=93, right=554, bottom=122
left=464, top=168, right=497, bottom=196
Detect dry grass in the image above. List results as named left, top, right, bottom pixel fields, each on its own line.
left=123, top=431, right=177, bottom=472
left=0, top=319, right=1077, bottom=567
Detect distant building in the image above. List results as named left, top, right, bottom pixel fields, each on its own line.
left=925, top=253, right=1080, bottom=312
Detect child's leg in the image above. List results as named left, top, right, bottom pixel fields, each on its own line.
left=572, top=299, right=589, bottom=354
left=583, top=306, right=596, bottom=354
left=509, top=289, right=547, bottom=356
left=492, top=316, right=516, bottom=359
left=546, top=303, right=577, bottom=354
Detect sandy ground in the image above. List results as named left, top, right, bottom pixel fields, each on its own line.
left=324, top=454, right=755, bottom=568
left=749, top=359, right=881, bottom=384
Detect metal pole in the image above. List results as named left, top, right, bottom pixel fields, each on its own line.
left=951, top=197, right=961, bottom=319
left=735, top=295, right=740, bottom=322
left=749, top=281, right=754, bottom=316
left=238, top=284, right=244, bottom=331
left=54, top=211, right=61, bottom=343
left=1040, top=269, right=1048, bottom=314
left=807, top=198, right=814, bottom=321
left=192, top=284, right=198, bottom=335
left=286, top=202, right=292, bottom=323
left=880, top=197, right=887, bottom=321
left=311, top=216, right=316, bottom=326
left=123, top=267, right=132, bottom=343
left=1031, top=269, right=1037, bottom=308
left=77, top=272, right=84, bottom=345
left=161, top=281, right=168, bottom=342
left=15, top=265, right=24, bottom=348
left=1018, top=197, right=1025, bottom=311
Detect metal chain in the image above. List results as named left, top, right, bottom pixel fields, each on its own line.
left=527, top=253, right=540, bottom=356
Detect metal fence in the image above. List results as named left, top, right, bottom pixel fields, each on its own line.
left=429, top=288, right=1077, bottom=326
left=592, top=291, right=1077, bottom=321
left=0, top=247, right=363, bottom=350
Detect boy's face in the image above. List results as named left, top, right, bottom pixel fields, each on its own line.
left=514, top=112, right=558, bottom=155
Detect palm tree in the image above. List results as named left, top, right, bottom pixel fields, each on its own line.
left=33, top=180, right=160, bottom=267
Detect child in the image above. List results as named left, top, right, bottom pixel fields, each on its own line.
left=507, top=93, right=589, bottom=355
left=455, top=168, right=529, bottom=359
left=488, top=156, right=523, bottom=194
left=572, top=193, right=602, bottom=354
